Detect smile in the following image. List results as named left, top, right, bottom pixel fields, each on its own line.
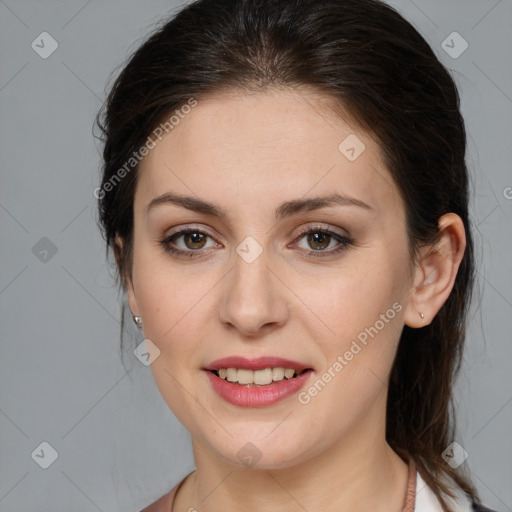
left=213, top=367, right=309, bottom=386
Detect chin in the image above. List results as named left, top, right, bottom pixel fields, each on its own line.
left=208, top=433, right=316, bottom=471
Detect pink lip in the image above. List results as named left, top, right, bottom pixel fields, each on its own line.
left=204, top=369, right=314, bottom=408
left=203, top=356, right=312, bottom=372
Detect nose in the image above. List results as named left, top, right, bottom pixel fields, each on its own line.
left=218, top=243, right=289, bottom=337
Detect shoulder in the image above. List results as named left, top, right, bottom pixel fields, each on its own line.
left=139, top=483, right=178, bottom=512
left=415, top=470, right=500, bottom=512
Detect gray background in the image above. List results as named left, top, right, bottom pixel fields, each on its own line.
left=0, top=0, right=511, bottom=510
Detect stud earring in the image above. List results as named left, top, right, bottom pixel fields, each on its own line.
left=133, top=315, right=142, bottom=328
left=419, top=312, right=425, bottom=319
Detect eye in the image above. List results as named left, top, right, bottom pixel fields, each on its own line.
left=160, top=227, right=218, bottom=258
left=291, top=225, right=354, bottom=259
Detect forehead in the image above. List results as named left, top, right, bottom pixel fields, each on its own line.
left=136, top=87, right=403, bottom=220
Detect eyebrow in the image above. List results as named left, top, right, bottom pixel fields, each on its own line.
left=146, top=191, right=373, bottom=221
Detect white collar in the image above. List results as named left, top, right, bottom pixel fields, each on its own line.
left=415, top=470, right=473, bottom=512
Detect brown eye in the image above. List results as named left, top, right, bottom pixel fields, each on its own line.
left=182, top=232, right=207, bottom=250
left=160, top=228, right=218, bottom=258
left=305, top=231, right=332, bottom=251
left=293, top=226, right=355, bottom=259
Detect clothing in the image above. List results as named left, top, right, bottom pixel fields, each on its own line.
left=140, top=460, right=498, bottom=512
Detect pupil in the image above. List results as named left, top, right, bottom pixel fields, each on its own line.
left=186, top=232, right=206, bottom=249
left=308, top=232, right=329, bottom=250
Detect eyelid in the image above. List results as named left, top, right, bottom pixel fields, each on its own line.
left=162, top=223, right=219, bottom=240
left=290, top=222, right=349, bottom=241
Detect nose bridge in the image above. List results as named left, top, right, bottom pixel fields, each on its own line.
left=219, top=235, right=287, bottom=334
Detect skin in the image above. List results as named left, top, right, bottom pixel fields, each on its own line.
left=118, top=87, right=466, bottom=512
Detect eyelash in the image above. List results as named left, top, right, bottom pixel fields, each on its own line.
left=159, top=224, right=355, bottom=260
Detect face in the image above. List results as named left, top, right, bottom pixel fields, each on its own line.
left=125, top=87, right=418, bottom=470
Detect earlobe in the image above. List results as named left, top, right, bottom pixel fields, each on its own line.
left=126, top=278, right=140, bottom=319
left=403, top=213, right=466, bottom=328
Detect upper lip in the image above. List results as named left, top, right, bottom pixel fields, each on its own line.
left=203, top=356, right=313, bottom=372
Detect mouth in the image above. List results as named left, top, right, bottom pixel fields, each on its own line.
left=203, top=356, right=314, bottom=387
left=204, top=365, right=315, bottom=407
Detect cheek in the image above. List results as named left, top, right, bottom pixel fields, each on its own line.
left=313, top=260, right=402, bottom=339
left=136, top=275, right=201, bottom=347
left=132, top=258, right=213, bottom=425
left=132, top=248, right=217, bottom=364
left=302, top=256, right=407, bottom=400
left=297, top=270, right=404, bottom=431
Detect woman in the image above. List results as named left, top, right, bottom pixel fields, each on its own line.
left=94, top=0, right=498, bottom=510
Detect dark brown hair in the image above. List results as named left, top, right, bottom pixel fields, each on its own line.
left=94, top=0, right=481, bottom=509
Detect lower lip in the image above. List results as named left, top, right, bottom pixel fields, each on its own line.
left=204, top=370, right=314, bottom=407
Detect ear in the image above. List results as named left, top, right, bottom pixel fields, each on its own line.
left=403, top=213, right=466, bottom=328
left=114, top=235, right=140, bottom=318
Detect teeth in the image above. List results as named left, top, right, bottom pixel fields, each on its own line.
left=284, top=368, right=295, bottom=379
left=272, top=367, right=284, bottom=381
left=226, top=368, right=237, bottom=382
left=237, top=368, right=254, bottom=385
left=215, top=367, right=304, bottom=386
